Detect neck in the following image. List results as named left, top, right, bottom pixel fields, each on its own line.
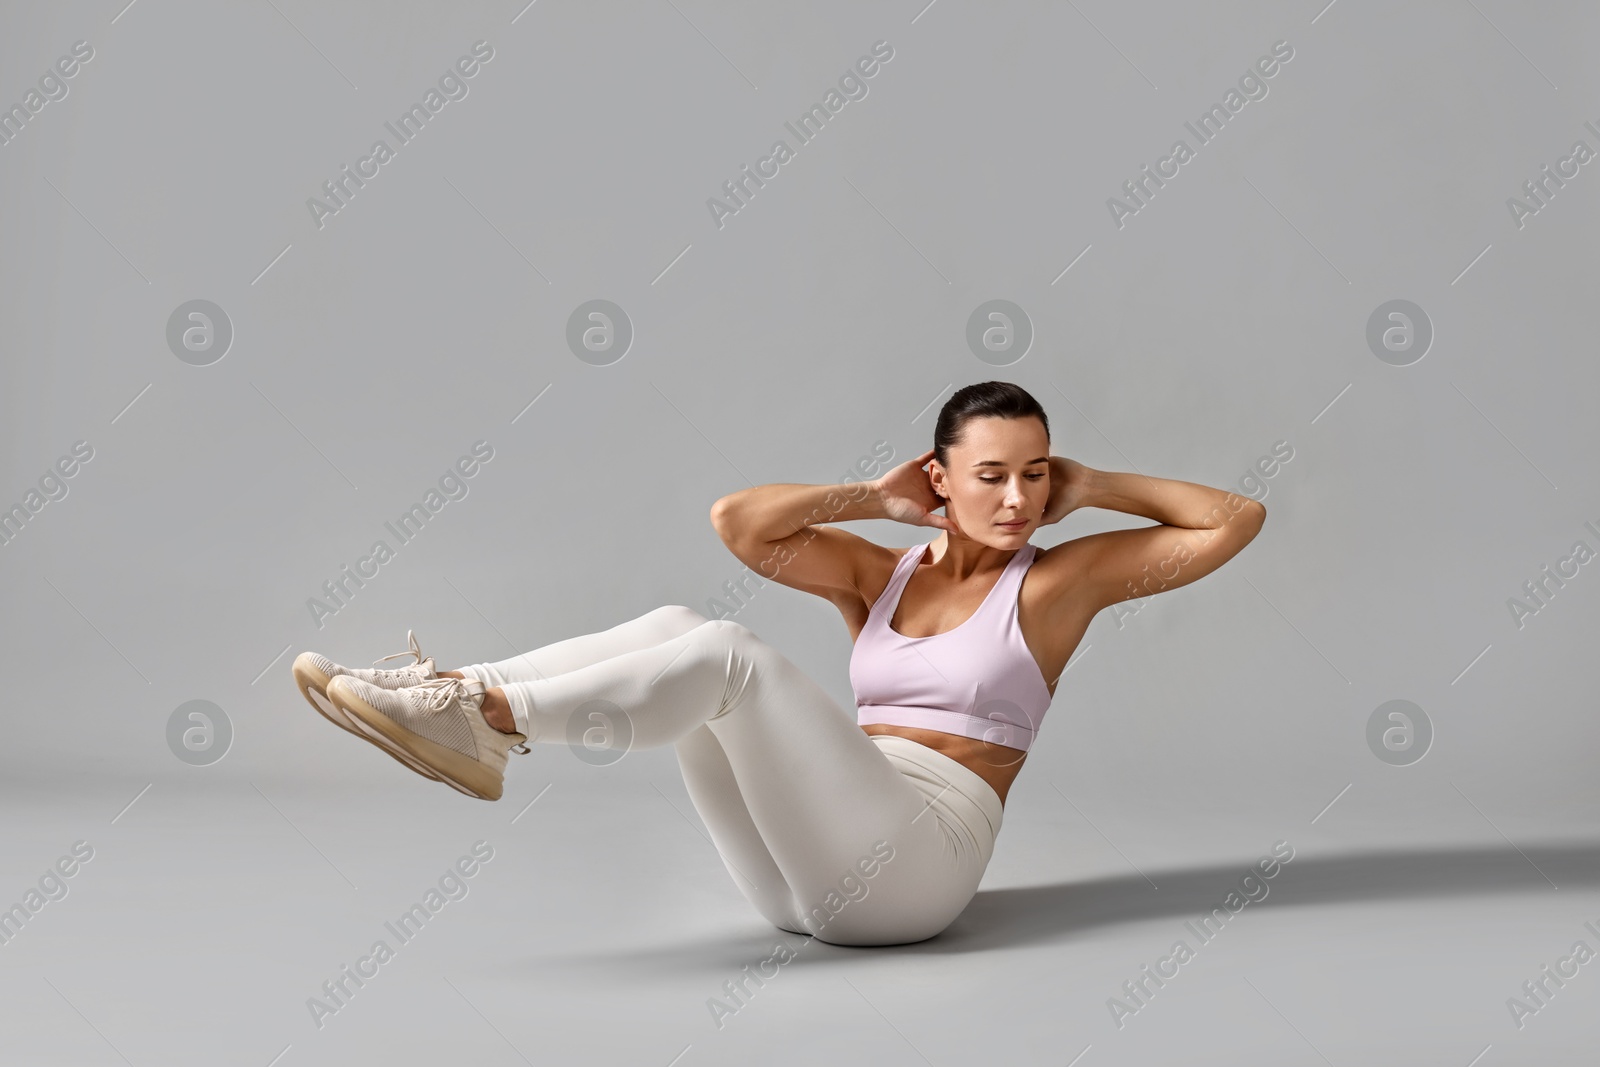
left=927, top=531, right=1021, bottom=578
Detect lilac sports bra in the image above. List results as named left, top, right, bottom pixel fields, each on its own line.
left=850, top=539, right=1054, bottom=752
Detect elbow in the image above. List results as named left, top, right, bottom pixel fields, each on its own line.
left=1240, top=499, right=1266, bottom=542
left=709, top=494, right=739, bottom=540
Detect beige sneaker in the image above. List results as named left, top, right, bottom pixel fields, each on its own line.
left=325, top=675, right=530, bottom=801
left=293, top=630, right=445, bottom=781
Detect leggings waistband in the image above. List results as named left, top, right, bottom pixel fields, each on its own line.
left=869, top=734, right=1004, bottom=845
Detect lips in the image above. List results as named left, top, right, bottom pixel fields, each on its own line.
left=997, top=519, right=1026, bottom=528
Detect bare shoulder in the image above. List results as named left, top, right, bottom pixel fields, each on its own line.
left=722, top=525, right=905, bottom=615
left=1025, top=537, right=1097, bottom=601
left=800, top=528, right=909, bottom=642
left=1018, top=537, right=1104, bottom=625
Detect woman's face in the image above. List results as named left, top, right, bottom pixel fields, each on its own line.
left=931, top=416, right=1050, bottom=545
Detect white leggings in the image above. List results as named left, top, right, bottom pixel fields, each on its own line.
left=454, top=606, right=1004, bottom=946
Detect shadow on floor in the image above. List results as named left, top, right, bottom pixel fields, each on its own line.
left=508, top=840, right=1600, bottom=978
left=929, top=838, right=1600, bottom=955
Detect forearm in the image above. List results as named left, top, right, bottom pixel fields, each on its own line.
left=1079, top=467, right=1261, bottom=530
left=712, top=481, right=888, bottom=544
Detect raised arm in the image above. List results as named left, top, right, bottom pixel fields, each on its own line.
left=709, top=449, right=954, bottom=608
left=1050, top=463, right=1267, bottom=613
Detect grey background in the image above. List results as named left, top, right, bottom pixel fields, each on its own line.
left=2, top=0, right=1598, bottom=1063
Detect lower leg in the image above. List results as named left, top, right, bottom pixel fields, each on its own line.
left=448, top=605, right=708, bottom=688
left=440, top=605, right=711, bottom=737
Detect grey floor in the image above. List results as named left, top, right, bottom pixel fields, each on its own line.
left=3, top=751, right=1595, bottom=1066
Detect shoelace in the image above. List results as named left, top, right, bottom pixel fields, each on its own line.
left=408, top=676, right=472, bottom=714
left=405, top=677, right=530, bottom=754
left=373, top=629, right=427, bottom=669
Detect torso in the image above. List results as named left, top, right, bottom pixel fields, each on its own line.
left=843, top=540, right=1097, bottom=807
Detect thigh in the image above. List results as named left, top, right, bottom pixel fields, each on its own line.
left=702, top=621, right=981, bottom=945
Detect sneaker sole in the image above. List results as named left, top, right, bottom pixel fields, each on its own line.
left=292, top=654, right=461, bottom=787
left=327, top=679, right=506, bottom=801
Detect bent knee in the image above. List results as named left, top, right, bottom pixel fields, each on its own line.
left=649, top=604, right=709, bottom=635
left=701, top=617, right=759, bottom=647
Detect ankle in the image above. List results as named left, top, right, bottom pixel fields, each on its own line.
left=480, top=688, right=519, bottom=735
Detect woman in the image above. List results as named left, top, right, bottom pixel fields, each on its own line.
left=291, top=381, right=1265, bottom=945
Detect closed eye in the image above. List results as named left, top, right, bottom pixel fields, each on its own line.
left=980, top=474, right=1046, bottom=483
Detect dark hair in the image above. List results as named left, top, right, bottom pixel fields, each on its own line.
left=934, top=381, right=1049, bottom=469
